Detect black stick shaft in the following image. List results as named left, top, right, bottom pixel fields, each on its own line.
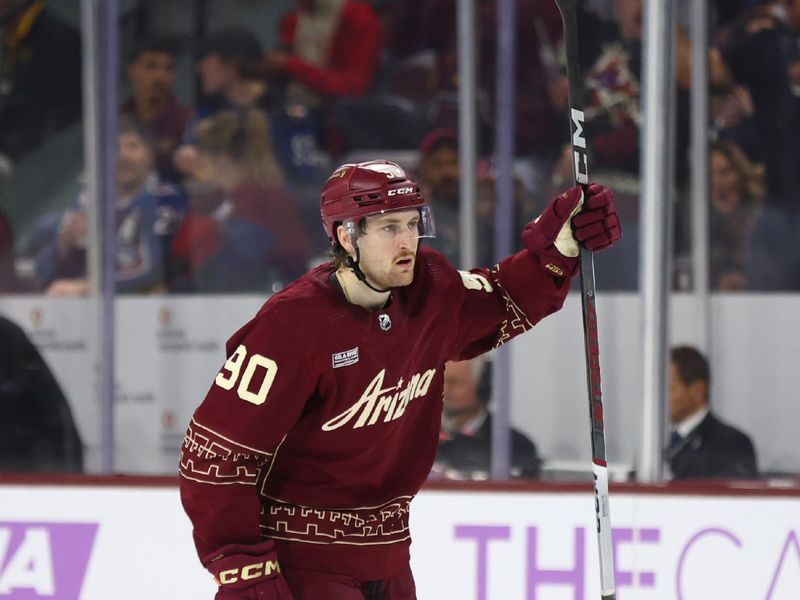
left=554, top=0, right=616, bottom=597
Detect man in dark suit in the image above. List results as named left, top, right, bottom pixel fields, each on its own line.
left=0, top=314, right=83, bottom=472
left=666, top=345, right=757, bottom=480
left=432, top=358, right=541, bottom=480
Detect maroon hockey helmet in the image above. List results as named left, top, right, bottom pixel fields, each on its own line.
left=320, top=160, right=434, bottom=245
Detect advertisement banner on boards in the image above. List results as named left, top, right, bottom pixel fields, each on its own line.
left=1, top=485, right=798, bottom=599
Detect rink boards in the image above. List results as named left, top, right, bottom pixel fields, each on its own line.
left=0, top=480, right=798, bottom=599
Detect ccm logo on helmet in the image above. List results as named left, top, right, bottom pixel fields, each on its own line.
left=217, top=559, right=281, bottom=585
left=387, top=187, right=414, bottom=196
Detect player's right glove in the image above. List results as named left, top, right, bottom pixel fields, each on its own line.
left=205, top=542, right=293, bottom=599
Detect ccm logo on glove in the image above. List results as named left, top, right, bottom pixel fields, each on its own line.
left=216, top=559, right=281, bottom=585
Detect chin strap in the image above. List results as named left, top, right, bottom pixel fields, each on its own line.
left=345, top=248, right=391, bottom=294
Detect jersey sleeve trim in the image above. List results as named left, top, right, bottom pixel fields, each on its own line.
left=189, top=416, right=275, bottom=455
left=492, top=277, right=535, bottom=348
left=179, top=417, right=273, bottom=486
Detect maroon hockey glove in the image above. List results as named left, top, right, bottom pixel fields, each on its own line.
left=572, top=183, right=621, bottom=251
left=522, top=184, right=621, bottom=278
left=206, top=542, right=293, bottom=600
left=522, top=186, right=584, bottom=278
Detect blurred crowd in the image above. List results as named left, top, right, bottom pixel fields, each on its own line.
left=0, top=0, right=798, bottom=295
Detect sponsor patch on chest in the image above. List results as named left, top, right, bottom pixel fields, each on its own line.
left=332, top=347, right=359, bottom=368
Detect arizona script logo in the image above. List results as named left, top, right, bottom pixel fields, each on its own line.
left=322, top=368, right=436, bottom=431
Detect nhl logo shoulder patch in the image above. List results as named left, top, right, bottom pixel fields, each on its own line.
left=332, top=347, right=359, bottom=369
left=378, top=313, right=392, bottom=331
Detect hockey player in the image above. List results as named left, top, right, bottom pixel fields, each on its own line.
left=179, top=160, right=621, bottom=599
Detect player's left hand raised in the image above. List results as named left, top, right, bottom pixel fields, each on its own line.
left=572, top=183, right=621, bottom=251
left=522, top=183, right=621, bottom=278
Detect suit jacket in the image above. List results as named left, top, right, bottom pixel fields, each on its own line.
left=434, top=413, right=541, bottom=479
left=0, top=316, right=83, bottom=472
left=667, top=412, right=757, bottom=480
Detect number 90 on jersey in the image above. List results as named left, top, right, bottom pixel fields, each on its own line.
left=214, top=344, right=278, bottom=405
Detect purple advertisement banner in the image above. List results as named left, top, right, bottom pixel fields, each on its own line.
left=0, top=522, right=98, bottom=599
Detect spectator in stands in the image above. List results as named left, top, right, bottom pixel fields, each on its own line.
left=120, top=38, right=191, bottom=184
left=32, top=117, right=185, bottom=295
left=414, top=128, right=541, bottom=269
left=416, top=128, right=460, bottom=264
left=266, top=0, right=383, bottom=101
left=184, top=28, right=287, bottom=176
left=713, top=0, right=800, bottom=211
left=708, top=140, right=764, bottom=290
left=174, top=28, right=275, bottom=176
left=432, top=358, right=541, bottom=480
left=666, top=345, right=758, bottom=480
left=264, top=0, right=384, bottom=156
left=176, top=27, right=324, bottom=190
left=713, top=0, right=800, bottom=290
left=171, top=109, right=311, bottom=292
left=0, top=313, right=83, bottom=472
left=474, top=159, right=540, bottom=267
left=0, top=0, right=82, bottom=162
left=388, top=0, right=564, bottom=157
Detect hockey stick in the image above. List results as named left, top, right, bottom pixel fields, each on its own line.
left=552, top=0, right=617, bottom=598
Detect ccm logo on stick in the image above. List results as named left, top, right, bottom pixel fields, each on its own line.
left=387, top=187, right=414, bottom=196
left=571, top=108, right=589, bottom=184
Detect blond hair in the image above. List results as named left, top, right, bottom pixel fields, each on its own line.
left=194, top=109, right=283, bottom=186
left=711, top=139, right=765, bottom=207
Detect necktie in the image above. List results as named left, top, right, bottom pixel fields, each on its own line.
left=668, top=430, right=682, bottom=450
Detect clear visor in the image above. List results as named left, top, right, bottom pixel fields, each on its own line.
left=343, top=205, right=436, bottom=243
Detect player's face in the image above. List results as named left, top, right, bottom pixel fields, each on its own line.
left=356, top=209, right=421, bottom=289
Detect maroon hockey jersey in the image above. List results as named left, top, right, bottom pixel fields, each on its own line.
left=179, top=246, right=572, bottom=581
